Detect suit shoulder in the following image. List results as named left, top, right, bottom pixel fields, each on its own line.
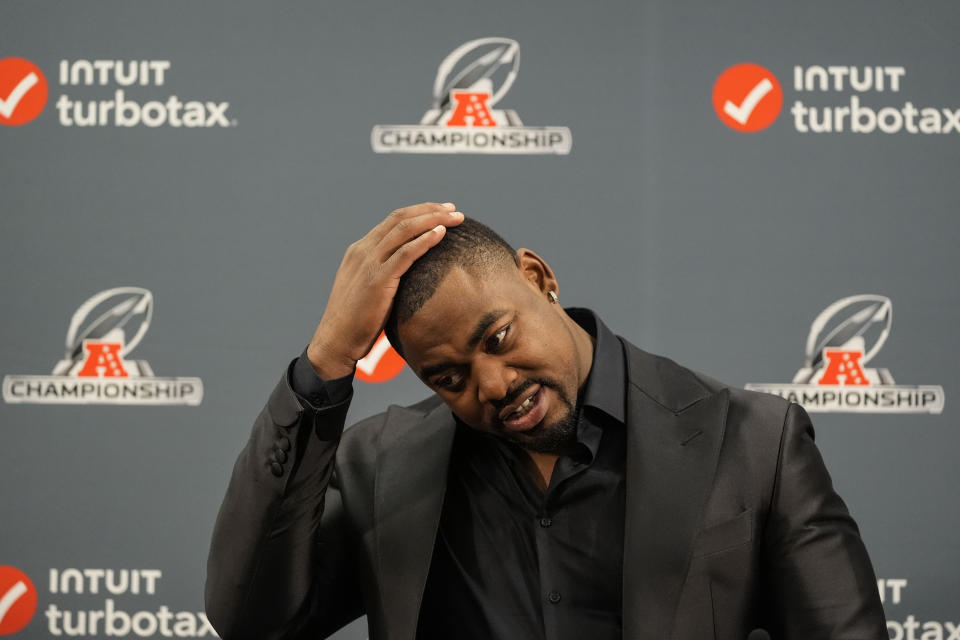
left=338, top=394, right=445, bottom=453
left=620, top=337, right=792, bottom=431
left=686, top=365, right=794, bottom=430
left=673, top=365, right=799, bottom=487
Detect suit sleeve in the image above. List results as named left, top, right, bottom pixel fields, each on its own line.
left=762, top=402, right=887, bottom=639
left=205, top=363, right=364, bottom=639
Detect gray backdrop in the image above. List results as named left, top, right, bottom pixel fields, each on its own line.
left=1, top=1, right=957, bottom=638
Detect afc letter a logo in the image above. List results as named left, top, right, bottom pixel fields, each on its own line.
left=76, top=342, right=130, bottom=378
left=817, top=349, right=869, bottom=386
left=446, top=91, right=495, bottom=127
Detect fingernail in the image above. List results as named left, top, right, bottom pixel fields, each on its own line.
left=433, top=224, right=445, bottom=232
left=450, top=211, right=464, bottom=218
left=442, top=202, right=455, bottom=209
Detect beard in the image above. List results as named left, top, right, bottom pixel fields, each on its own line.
left=493, top=376, right=580, bottom=454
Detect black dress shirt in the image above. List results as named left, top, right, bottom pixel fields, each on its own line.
left=291, top=309, right=627, bottom=640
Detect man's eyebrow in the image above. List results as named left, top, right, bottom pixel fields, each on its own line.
left=467, top=309, right=508, bottom=349
left=419, top=310, right=508, bottom=380
left=420, top=360, right=457, bottom=380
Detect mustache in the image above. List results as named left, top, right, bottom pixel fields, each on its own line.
left=492, top=376, right=565, bottom=416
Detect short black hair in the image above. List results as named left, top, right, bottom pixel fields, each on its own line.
left=384, top=217, right=517, bottom=356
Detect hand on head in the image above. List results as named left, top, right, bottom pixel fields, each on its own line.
left=307, top=203, right=464, bottom=380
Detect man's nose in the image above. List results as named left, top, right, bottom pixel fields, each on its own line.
left=475, top=357, right=517, bottom=406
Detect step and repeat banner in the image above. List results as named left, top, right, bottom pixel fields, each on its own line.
left=1, top=1, right=957, bottom=638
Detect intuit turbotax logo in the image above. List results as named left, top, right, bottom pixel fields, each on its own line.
left=0, top=56, right=234, bottom=128
left=746, top=295, right=945, bottom=414
left=2, top=287, right=203, bottom=406
left=0, top=566, right=216, bottom=637
left=714, top=62, right=960, bottom=134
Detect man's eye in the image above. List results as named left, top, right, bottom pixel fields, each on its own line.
left=435, top=373, right=464, bottom=390
left=485, top=325, right=509, bottom=352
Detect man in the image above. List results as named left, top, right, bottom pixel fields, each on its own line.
left=206, top=203, right=887, bottom=639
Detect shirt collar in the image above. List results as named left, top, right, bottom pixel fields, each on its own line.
left=566, top=307, right=626, bottom=425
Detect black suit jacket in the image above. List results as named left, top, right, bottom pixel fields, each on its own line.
left=205, top=339, right=887, bottom=640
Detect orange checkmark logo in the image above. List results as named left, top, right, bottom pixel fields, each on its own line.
left=0, top=58, right=48, bottom=126
left=355, top=331, right=406, bottom=384
left=712, top=63, right=782, bottom=132
left=0, top=566, right=37, bottom=635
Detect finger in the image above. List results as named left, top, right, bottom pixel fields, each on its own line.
left=376, top=209, right=464, bottom=261
left=382, top=224, right=449, bottom=279
left=367, top=202, right=456, bottom=244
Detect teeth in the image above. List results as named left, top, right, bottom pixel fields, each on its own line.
left=509, top=393, right=536, bottom=420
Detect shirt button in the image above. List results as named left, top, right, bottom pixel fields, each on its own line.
left=547, top=591, right=561, bottom=604
left=277, top=436, right=291, bottom=452
left=539, top=517, right=553, bottom=528
left=273, top=448, right=288, bottom=464
left=270, top=462, right=284, bottom=477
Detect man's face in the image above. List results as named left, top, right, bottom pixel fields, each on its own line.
left=396, top=256, right=593, bottom=452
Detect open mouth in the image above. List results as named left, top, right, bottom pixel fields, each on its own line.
left=500, top=386, right=547, bottom=432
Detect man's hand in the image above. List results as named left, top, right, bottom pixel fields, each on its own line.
left=306, top=203, right=464, bottom=380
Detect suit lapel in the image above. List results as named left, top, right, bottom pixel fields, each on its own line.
left=619, top=340, right=730, bottom=639
left=374, top=399, right=456, bottom=640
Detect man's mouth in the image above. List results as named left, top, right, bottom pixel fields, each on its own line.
left=500, top=386, right=547, bottom=432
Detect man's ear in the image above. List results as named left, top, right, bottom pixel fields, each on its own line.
left=515, top=248, right=558, bottom=296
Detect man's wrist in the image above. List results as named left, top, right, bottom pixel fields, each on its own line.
left=292, top=348, right=354, bottom=407
left=306, top=340, right=357, bottom=381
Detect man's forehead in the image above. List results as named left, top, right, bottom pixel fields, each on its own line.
left=399, top=267, right=521, bottom=353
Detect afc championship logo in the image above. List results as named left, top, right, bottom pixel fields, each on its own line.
left=371, top=37, right=572, bottom=155
left=2, top=287, right=203, bottom=406
left=746, top=295, right=945, bottom=414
